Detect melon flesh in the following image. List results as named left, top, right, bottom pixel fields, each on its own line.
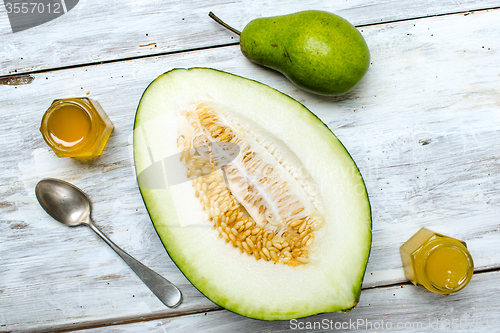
left=133, top=68, right=371, bottom=320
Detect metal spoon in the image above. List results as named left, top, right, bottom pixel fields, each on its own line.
left=35, top=178, right=182, bottom=308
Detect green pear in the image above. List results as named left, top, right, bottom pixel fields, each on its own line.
left=210, top=11, right=370, bottom=96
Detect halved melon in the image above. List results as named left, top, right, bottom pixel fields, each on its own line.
left=133, top=68, right=371, bottom=320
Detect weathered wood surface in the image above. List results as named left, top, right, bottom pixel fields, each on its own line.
left=77, top=270, right=500, bottom=333
left=1, top=4, right=499, bottom=333
left=1, top=0, right=500, bottom=76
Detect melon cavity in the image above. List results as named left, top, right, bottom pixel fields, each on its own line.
left=178, top=102, right=325, bottom=265
left=134, top=68, right=372, bottom=320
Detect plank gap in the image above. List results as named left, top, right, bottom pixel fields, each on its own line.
left=31, top=267, right=500, bottom=333
left=28, top=305, right=223, bottom=333
left=2, top=7, right=499, bottom=78
left=355, top=5, right=500, bottom=27
left=0, top=42, right=239, bottom=79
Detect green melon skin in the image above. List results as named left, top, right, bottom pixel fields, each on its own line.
left=133, top=68, right=371, bottom=320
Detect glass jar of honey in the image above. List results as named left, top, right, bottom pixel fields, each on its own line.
left=40, top=98, right=114, bottom=158
left=400, top=228, right=473, bottom=295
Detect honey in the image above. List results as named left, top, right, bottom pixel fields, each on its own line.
left=400, top=228, right=473, bottom=295
left=47, top=105, right=91, bottom=148
left=40, top=98, right=114, bottom=158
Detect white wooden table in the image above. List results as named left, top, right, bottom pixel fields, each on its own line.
left=1, top=1, right=500, bottom=332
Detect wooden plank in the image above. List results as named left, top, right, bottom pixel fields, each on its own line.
left=1, top=8, right=500, bottom=332
left=1, top=0, right=500, bottom=76
left=73, top=270, right=500, bottom=333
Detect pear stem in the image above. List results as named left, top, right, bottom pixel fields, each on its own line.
left=209, top=12, right=241, bottom=36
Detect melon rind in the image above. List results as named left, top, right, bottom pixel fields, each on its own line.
left=133, top=68, right=371, bottom=320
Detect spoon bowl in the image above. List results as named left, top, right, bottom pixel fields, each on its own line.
left=36, top=178, right=91, bottom=227
left=35, top=178, right=182, bottom=308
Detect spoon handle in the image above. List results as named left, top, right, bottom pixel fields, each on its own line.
left=88, top=222, right=182, bottom=308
